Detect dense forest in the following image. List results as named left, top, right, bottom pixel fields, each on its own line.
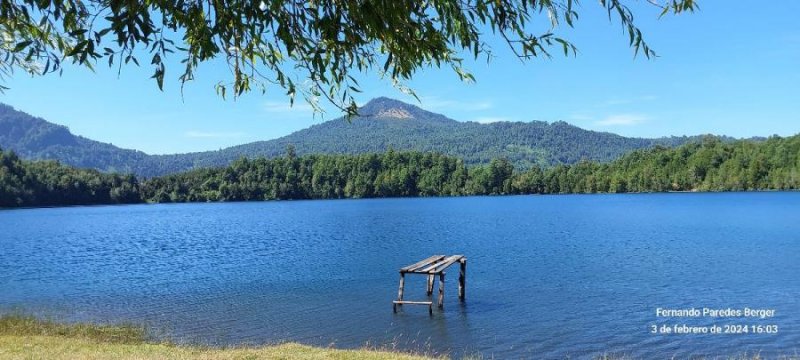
left=2, top=134, right=798, bottom=208
left=516, top=135, right=800, bottom=194
left=0, top=148, right=140, bottom=207
left=1, top=99, right=707, bottom=177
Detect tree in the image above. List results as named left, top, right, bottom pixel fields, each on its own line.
left=4, top=135, right=800, bottom=208
left=1, top=0, right=695, bottom=114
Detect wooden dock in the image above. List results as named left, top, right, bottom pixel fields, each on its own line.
left=393, top=255, right=466, bottom=315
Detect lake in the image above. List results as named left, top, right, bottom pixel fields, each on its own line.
left=1, top=193, right=798, bottom=358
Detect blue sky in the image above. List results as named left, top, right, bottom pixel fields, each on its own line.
left=2, top=1, right=799, bottom=154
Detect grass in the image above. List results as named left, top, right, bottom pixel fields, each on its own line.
left=1, top=315, right=798, bottom=360
left=0, top=314, right=146, bottom=344
left=0, top=315, right=434, bottom=360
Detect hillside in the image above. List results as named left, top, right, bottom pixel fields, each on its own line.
left=0, top=103, right=150, bottom=174
left=148, top=97, right=702, bottom=174
left=3, top=134, right=797, bottom=208
left=1, top=98, right=703, bottom=177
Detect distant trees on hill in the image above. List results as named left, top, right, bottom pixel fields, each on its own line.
left=0, top=149, right=140, bottom=207
left=1, top=134, right=798, bottom=208
left=1, top=100, right=705, bottom=176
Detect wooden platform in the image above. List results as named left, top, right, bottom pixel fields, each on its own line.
left=393, top=255, right=466, bottom=315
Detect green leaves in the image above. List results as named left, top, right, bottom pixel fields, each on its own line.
left=12, top=41, right=33, bottom=52
left=0, top=0, right=696, bottom=112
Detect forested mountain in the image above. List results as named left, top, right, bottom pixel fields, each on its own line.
left=2, top=134, right=797, bottom=208
left=2, top=98, right=709, bottom=177
left=163, top=97, right=701, bottom=171
left=137, top=135, right=800, bottom=202
left=0, top=104, right=150, bottom=174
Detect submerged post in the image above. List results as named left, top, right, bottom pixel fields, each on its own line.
left=438, top=272, right=446, bottom=308
left=458, top=258, right=466, bottom=301
left=393, top=255, right=465, bottom=314
left=394, top=273, right=406, bottom=313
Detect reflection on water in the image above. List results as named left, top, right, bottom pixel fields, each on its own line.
left=1, top=193, right=799, bottom=358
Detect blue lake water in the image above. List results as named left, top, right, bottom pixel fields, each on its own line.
left=1, top=193, right=798, bottom=358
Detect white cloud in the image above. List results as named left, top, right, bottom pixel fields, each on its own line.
left=594, top=114, right=649, bottom=126
left=185, top=131, right=246, bottom=139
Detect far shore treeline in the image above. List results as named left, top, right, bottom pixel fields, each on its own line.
left=1, top=135, right=799, bottom=208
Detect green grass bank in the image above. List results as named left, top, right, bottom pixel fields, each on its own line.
left=0, top=315, right=432, bottom=360
left=1, top=315, right=797, bottom=359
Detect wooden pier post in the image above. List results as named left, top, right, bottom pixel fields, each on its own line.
left=394, top=273, right=406, bottom=313
left=393, top=255, right=465, bottom=314
left=458, top=258, right=466, bottom=301
left=437, top=272, right=446, bottom=308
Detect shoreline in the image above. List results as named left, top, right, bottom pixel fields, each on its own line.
left=1, top=315, right=797, bottom=360
left=2, top=189, right=798, bottom=211
left=0, top=315, right=435, bottom=360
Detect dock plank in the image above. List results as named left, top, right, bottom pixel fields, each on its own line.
left=419, top=255, right=463, bottom=274
left=393, top=254, right=466, bottom=314
left=414, top=257, right=449, bottom=273
left=400, top=255, right=445, bottom=273
left=392, top=300, right=433, bottom=305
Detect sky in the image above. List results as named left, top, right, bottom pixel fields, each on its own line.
left=1, top=1, right=799, bottom=155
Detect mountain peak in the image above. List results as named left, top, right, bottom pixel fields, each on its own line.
left=361, top=96, right=413, bottom=108
left=1, top=100, right=704, bottom=178
left=358, top=97, right=419, bottom=119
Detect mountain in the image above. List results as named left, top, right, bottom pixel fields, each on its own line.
left=1, top=98, right=706, bottom=177
left=0, top=103, right=151, bottom=173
